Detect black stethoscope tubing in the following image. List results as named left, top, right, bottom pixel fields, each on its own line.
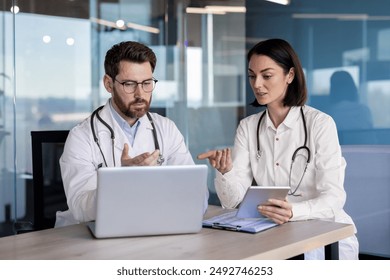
left=256, top=107, right=311, bottom=196
left=90, top=105, right=164, bottom=167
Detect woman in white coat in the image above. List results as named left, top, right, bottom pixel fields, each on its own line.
left=56, top=41, right=197, bottom=227
left=198, top=38, right=358, bottom=259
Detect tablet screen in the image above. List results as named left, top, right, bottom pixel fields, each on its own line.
left=236, top=186, right=290, bottom=219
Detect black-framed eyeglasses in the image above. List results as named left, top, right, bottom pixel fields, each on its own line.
left=114, top=78, right=158, bottom=94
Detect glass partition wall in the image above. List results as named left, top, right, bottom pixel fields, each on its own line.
left=1, top=0, right=390, bottom=237
left=0, top=0, right=246, bottom=236
left=246, top=0, right=390, bottom=144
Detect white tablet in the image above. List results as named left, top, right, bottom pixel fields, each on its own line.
left=236, top=186, right=291, bottom=219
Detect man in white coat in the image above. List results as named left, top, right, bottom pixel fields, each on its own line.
left=56, top=41, right=203, bottom=227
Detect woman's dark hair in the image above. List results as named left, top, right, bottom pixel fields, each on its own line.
left=104, top=41, right=157, bottom=80
left=329, top=70, right=358, bottom=104
left=247, top=38, right=307, bottom=107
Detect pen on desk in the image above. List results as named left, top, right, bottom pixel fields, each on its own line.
left=211, top=223, right=241, bottom=231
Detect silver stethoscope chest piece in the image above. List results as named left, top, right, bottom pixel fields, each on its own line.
left=157, top=155, right=165, bottom=165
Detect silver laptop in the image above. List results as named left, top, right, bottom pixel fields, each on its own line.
left=88, top=164, right=208, bottom=238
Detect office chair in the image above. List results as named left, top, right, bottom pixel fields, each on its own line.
left=30, top=130, right=69, bottom=231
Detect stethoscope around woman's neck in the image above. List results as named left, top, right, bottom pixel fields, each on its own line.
left=90, top=105, right=164, bottom=167
left=256, top=106, right=311, bottom=196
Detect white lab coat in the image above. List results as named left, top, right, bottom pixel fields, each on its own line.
left=215, top=106, right=359, bottom=259
left=56, top=100, right=203, bottom=227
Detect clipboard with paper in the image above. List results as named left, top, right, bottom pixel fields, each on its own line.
left=202, top=210, right=278, bottom=233
left=203, top=186, right=290, bottom=233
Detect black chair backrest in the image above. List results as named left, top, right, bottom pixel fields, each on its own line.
left=31, top=130, right=69, bottom=230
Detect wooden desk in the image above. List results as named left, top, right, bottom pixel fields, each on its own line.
left=0, top=206, right=354, bottom=260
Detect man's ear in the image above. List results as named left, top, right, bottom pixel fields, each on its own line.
left=103, top=74, right=114, bottom=93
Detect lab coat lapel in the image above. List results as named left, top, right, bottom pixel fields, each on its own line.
left=95, top=102, right=127, bottom=166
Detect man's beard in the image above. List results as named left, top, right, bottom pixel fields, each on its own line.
left=113, top=90, right=151, bottom=120
left=124, top=97, right=150, bottom=119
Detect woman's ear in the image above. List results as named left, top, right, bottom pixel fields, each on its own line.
left=287, top=67, right=295, bottom=84
left=103, top=74, right=114, bottom=93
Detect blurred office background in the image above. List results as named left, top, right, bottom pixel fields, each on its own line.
left=0, top=0, right=389, bottom=257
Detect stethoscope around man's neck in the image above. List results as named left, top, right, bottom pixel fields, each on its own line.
left=90, top=105, right=164, bottom=167
left=256, top=106, right=311, bottom=196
